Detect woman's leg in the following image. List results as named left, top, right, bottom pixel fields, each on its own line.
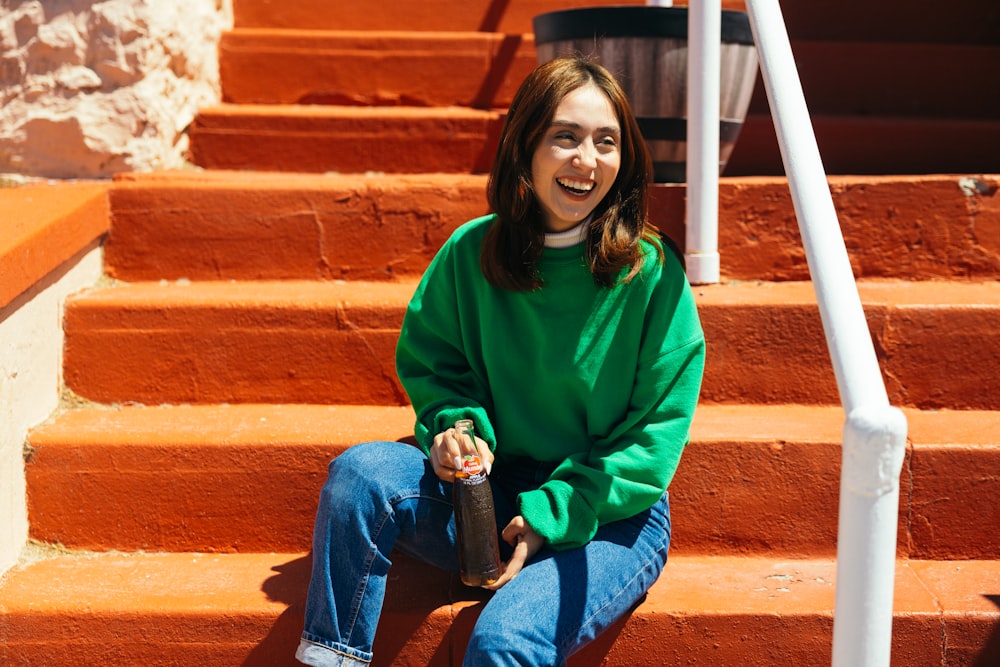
left=297, top=440, right=460, bottom=667
left=462, top=493, right=672, bottom=667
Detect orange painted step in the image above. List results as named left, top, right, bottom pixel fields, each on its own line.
left=107, top=171, right=492, bottom=282
left=188, top=102, right=1000, bottom=176
left=63, top=279, right=1000, bottom=409
left=64, top=280, right=414, bottom=406
left=232, top=0, right=654, bottom=33
left=25, top=403, right=1000, bottom=559
left=229, top=0, right=995, bottom=45
left=0, top=550, right=453, bottom=667
left=742, top=41, right=1000, bottom=120
left=106, top=171, right=1000, bottom=283
left=1, top=551, right=996, bottom=666
left=766, top=0, right=999, bottom=45
left=219, top=31, right=999, bottom=124
left=220, top=29, right=538, bottom=109
left=727, top=114, right=1000, bottom=177
left=188, top=104, right=504, bottom=174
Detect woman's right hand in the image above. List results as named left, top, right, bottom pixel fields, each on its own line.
left=429, top=426, right=493, bottom=482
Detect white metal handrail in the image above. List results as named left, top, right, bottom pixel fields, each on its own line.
left=680, top=0, right=910, bottom=665
left=684, top=0, right=722, bottom=285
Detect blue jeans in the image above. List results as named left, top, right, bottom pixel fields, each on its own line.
left=296, top=441, right=671, bottom=667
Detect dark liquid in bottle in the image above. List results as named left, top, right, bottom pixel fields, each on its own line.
left=454, top=455, right=501, bottom=587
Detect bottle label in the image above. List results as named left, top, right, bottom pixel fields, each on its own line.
left=459, top=454, right=485, bottom=477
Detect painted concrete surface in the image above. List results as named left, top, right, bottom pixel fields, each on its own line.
left=0, top=244, right=103, bottom=575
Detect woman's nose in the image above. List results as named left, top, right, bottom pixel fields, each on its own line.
left=574, top=140, right=598, bottom=169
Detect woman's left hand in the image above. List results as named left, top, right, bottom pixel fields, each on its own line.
left=483, top=515, right=544, bottom=590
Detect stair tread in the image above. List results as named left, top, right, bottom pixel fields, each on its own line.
left=5, top=550, right=997, bottom=616
left=61, top=278, right=1000, bottom=409
left=28, top=402, right=1000, bottom=448
left=232, top=0, right=656, bottom=33
left=195, top=103, right=502, bottom=121
left=26, top=404, right=1000, bottom=558
left=188, top=103, right=1000, bottom=175
left=229, top=0, right=998, bottom=45
left=218, top=28, right=999, bottom=119
left=196, top=102, right=1000, bottom=123
left=219, top=29, right=536, bottom=108
left=73, top=277, right=1000, bottom=308
left=1, top=550, right=996, bottom=666
left=104, top=170, right=1000, bottom=283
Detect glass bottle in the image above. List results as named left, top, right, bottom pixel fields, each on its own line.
left=452, top=419, right=501, bottom=587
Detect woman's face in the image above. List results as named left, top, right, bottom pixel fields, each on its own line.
left=531, top=83, right=622, bottom=233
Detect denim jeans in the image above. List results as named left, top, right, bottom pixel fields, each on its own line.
left=296, top=440, right=671, bottom=667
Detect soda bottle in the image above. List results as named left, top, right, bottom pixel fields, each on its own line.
left=452, top=419, right=501, bottom=587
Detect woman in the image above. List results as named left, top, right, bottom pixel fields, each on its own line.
left=297, top=55, right=705, bottom=667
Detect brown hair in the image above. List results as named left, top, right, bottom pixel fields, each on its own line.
left=481, top=55, right=660, bottom=290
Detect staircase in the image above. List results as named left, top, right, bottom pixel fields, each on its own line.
left=3, top=0, right=1000, bottom=664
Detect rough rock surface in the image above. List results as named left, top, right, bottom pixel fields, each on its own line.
left=0, top=0, right=232, bottom=178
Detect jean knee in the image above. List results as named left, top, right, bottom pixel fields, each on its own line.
left=465, top=612, right=559, bottom=667
left=323, top=441, right=428, bottom=511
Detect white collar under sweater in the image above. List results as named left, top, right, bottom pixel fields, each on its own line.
left=544, top=219, right=589, bottom=248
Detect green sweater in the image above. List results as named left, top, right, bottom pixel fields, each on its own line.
left=396, top=214, right=705, bottom=550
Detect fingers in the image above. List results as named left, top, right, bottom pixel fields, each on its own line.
left=484, top=536, right=528, bottom=590
left=430, top=426, right=488, bottom=482
left=473, top=435, right=493, bottom=475
left=483, top=516, right=545, bottom=591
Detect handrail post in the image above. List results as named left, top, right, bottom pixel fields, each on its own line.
left=684, top=0, right=722, bottom=284
left=835, top=406, right=908, bottom=667
left=743, top=1, right=909, bottom=665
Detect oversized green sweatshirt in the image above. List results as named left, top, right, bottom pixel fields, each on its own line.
left=396, top=214, right=705, bottom=550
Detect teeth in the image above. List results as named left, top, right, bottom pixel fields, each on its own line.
left=557, top=178, right=594, bottom=193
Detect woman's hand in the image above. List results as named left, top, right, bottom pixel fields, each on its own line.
left=429, top=426, right=493, bottom=482
left=484, top=515, right=544, bottom=590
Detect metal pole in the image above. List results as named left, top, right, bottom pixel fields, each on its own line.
left=684, top=0, right=722, bottom=284
left=743, top=1, right=908, bottom=665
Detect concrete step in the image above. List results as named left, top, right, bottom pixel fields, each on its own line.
left=220, top=30, right=999, bottom=122
left=25, top=403, right=1000, bottom=559
left=106, top=171, right=1000, bottom=283
left=219, top=29, right=537, bottom=109
left=230, top=0, right=999, bottom=45
left=62, top=279, right=1000, bottom=409
left=187, top=104, right=503, bottom=174
left=232, top=0, right=659, bottom=33
left=187, top=103, right=1000, bottom=177
left=1, top=549, right=996, bottom=666
left=727, top=114, right=1000, bottom=177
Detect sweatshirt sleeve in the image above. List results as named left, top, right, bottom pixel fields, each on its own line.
left=395, top=229, right=497, bottom=453
left=518, top=254, right=706, bottom=550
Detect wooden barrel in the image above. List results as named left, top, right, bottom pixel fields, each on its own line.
left=533, top=6, right=758, bottom=182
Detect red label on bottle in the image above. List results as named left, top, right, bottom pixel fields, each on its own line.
left=460, top=455, right=484, bottom=476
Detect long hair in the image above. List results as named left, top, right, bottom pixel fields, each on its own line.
left=481, top=55, right=660, bottom=290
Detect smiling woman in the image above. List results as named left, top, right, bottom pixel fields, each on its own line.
left=297, top=55, right=706, bottom=667
left=482, top=56, right=658, bottom=291
left=531, top=84, right=621, bottom=232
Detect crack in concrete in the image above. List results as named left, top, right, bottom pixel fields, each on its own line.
left=335, top=303, right=407, bottom=405
left=310, top=206, right=335, bottom=280
left=901, top=437, right=916, bottom=556
left=908, top=561, right=948, bottom=665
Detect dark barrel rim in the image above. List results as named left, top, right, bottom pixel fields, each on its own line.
left=533, top=6, right=754, bottom=45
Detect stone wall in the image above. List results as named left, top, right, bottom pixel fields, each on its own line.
left=0, top=0, right=232, bottom=178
